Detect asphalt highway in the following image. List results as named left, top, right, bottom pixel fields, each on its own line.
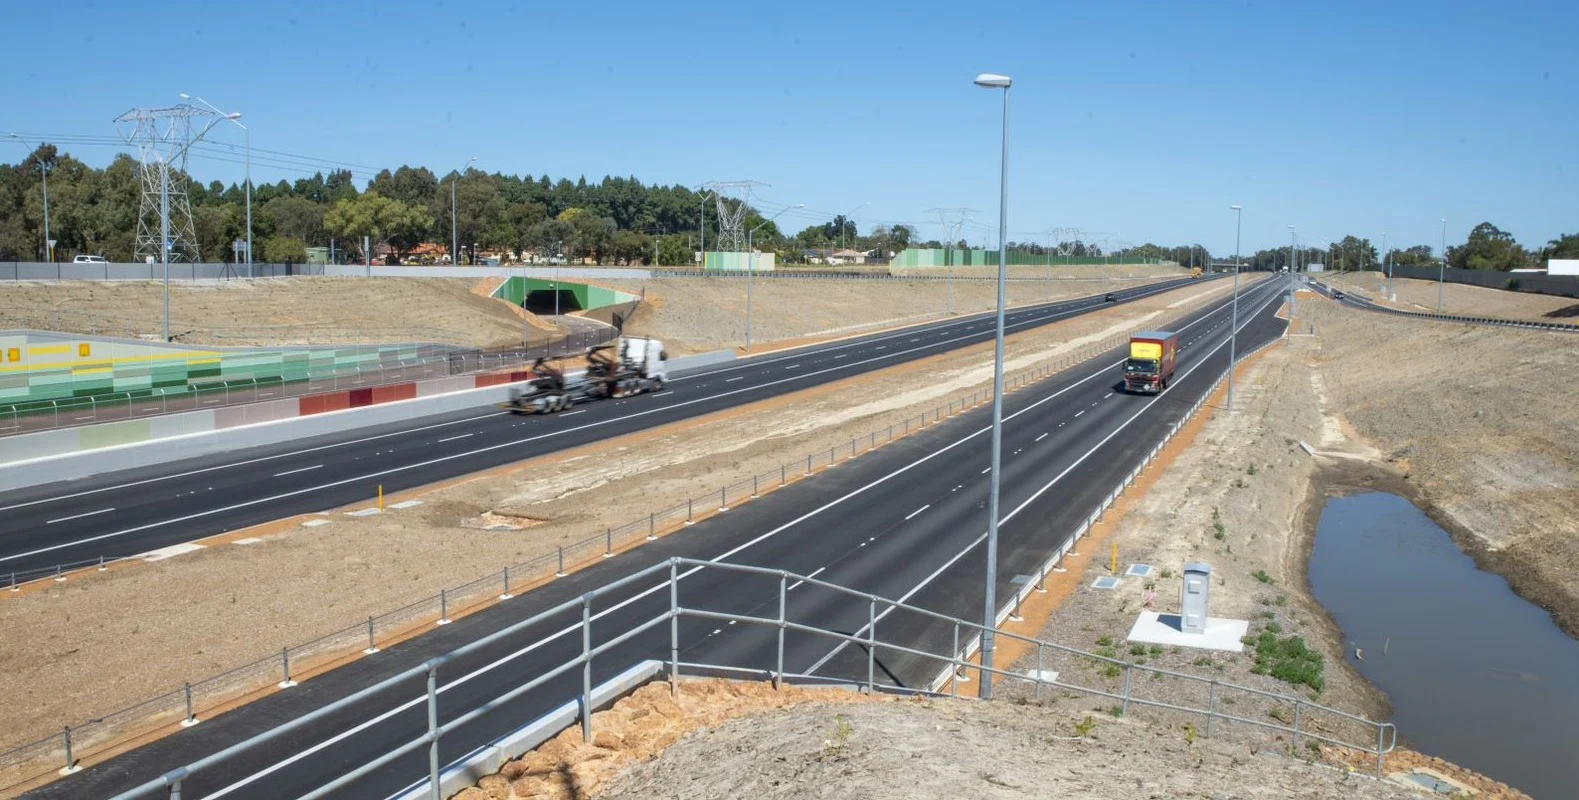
left=0, top=276, right=1223, bottom=577
left=35, top=276, right=1290, bottom=799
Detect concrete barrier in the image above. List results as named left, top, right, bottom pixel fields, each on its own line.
left=667, top=349, right=736, bottom=375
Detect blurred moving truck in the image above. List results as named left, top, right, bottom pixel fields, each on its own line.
left=1123, top=331, right=1178, bottom=394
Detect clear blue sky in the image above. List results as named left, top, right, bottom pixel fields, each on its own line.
left=4, top=0, right=1575, bottom=256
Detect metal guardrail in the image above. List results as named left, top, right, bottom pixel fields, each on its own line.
left=1, top=279, right=1289, bottom=793
left=97, top=554, right=1395, bottom=800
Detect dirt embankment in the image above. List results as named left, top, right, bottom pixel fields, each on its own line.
left=0, top=278, right=546, bottom=348
left=1323, top=271, right=1579, bottom=323
left=1304, top=298, right=1579, bottom=638
left=456, top=679, right=1422, bottom=800
left=0, top=278, right=1243, bottom=752
left=605, top=265, right=1189, bottom=355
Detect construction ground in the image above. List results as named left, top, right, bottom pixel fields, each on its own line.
left=4, top=269, right=1572, bottom=798
left=1322, top=270, right=1579, bottom=323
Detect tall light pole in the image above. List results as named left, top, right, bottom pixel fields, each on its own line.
left=1381, top=231, right=1390, bottom=298
left=9, top=134, right=52, bottom=263
left=973, top=71, right=1011, bottom=700
left=1286, top=225, right=1296, bottom=342
left=745, top=204, right=803, bottom=350
left=181, top=94, right=249, bottom=277
left=1438, top=218, right=1448, bottom=312
left=1228, top=205, right=1242, bottom=412
left=840, top=202, right=868, bottom=253
left=451, top=157, right=476, bottom=265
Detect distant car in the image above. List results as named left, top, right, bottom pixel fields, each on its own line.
left=1104, top=292, right=1117, bottom=302
left=1332, top=290, right=1345, bottom=300
left=73, top=255, right=107, bottom=265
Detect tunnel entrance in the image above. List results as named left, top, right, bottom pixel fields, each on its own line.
left=523, top=289, right=583, bottom=315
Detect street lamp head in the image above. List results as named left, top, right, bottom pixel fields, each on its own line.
left=1229, top=204, right=1241, bottom=211
left=226, top=112, right=242, bottom=120
left=974, top=73, right=1012, bottom=88
left=179, top=93, right=191, bottom=100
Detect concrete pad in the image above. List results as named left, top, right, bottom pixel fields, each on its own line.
left=389, top=500, right=424, bottom=510
left=1091, top=576, right=1120, bottom=590
left=231, top=537, right=264, bottom=545
left=1024, top=669, right=1059, bottom=684
left=301, top=519, right=331, bottom=528
left=1126, top=611, right=1248, bottom=652
left=345, top=508, right=380, bottom=517
left=1125, top=563, right=1153, bottom=578
left=141, top=543, right=205, bottom=562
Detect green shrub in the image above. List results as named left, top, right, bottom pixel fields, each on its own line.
left=1096, top=635, right=1113, bottom=647
left=1253, top=570, right=1275, bottom=584
left=1247, top=464, right=1258, bottom=476
left=1249, top=630, right=1325, bottom=693
left=1129, top=643, right=1147, bottom=656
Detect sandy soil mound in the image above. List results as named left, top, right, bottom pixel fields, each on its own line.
left=1324, top=271, right=1578, bottom=323
left=0, top=278, right=542, bottom=348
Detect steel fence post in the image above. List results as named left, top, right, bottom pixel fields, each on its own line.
left=501, top=566, right=512, bottom=600
left=752, top=475, right=759, bottom=498
left=169, top=777, right=182, bottom=800
left=648, top=513, right=656, bottom=541
left=604, top=528, right=613, bottom=557
left=1121, top=664, right=1132, bottom=715
left=1292, top=700, right=1302, bottom=750
left=718, top=487, right=726, bottom=511
left=581, top=594, right=594, bottom=743
left=686, top=498, right=694, bottom=524
left=278, top=647, right=295, bottom=688
left=426, top=664, right=441, bottom=800
left=776, top=573, right=788, bottom=691
left=1034, top=643, right=1043, bottom=701
left=557, top=546, right=565, bottom=576
left=62, top=727, right=73, bottom=773
left=780, top=464, right=786, bottom=486
left=366, top=616, right=378, bottom=653
left=98, top=554, right=105, bottom=571
left=805, top=454, right=812, bottom=475
left=1206, top=681, right=1216, bottom=737
left=183, top=682, right=195, bottom=726
left=439, top=588, right=449, bottom=624
left=1376, top=725, right=1385, bottom=776
left=867, top=596, right=877, bottom=693
left=669, top=560, right=680, bottom=695
left=950, top=621, right=961, bottom=696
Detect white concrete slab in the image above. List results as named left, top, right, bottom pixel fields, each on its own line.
left=141, top=543, right=205, bottom=562
left=1024, top=669, right=1059, bottom=684
left=301, top=519, right=331, bottom=528
left=231, top=537, right=264, bottom=545
left=1126, top=611, right=1248, bottom=652
left=1091, top=576, right=1120, bottom=590
left=345, top=508, right=380, bottom=517
left=389, top=500, right=424, bottom=510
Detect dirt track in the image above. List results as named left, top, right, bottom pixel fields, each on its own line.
left=0, top=278, right=1242, bottom=753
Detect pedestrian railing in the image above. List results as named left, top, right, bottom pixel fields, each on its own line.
left=97, top=556, right=1396, bottom=800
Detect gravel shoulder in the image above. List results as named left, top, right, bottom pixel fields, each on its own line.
left=0, top=278, right=1242, bottom=756
left=1323, top=271, right=1579, bottom=323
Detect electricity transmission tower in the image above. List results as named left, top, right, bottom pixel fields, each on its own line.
left=114, top=105, right=225, bottom=263
left=701, top=180, right=767, bottom=251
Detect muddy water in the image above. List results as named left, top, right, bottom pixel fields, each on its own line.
left=1307, top=491, right=1579, bottom=798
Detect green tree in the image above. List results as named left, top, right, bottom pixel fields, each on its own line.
left=262, top=235, right=308, bottom=263
left=323, top=191, right=429, bottom=263
left=261, top=196, right=326, bottom=246
left=1537, top=233, right=1579, bottom=262
left=1447, top=222, right=1527, bottom=271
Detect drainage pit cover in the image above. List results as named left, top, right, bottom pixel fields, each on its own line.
left=1091, top=576, right=1120, bottom=590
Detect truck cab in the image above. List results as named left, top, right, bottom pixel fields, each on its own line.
left=1124, top=331, right=1178, bottom=394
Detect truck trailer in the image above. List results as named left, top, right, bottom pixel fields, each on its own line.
left=502, top=336, right=668, bottom=414
left=1123, top=331, right=1178, bottom=394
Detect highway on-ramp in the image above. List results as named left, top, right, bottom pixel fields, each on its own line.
left=32, top=276, right=1291, bottom=799
left=0, top=276, right=1228, bottom=577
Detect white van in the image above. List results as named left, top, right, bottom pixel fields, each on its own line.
left=73, top=255, right=108, bottom=265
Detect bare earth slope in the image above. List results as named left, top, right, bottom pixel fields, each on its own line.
left=1324, top=271, right=1578, bottom=323
left=1306, top=298, right=1579, bottom=636
left=0, top=278, right=538, bottom=348
left=605, top=265, right=1188, bottom=355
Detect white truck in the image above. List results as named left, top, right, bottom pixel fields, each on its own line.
left=503, top=337, right=668, bottom=414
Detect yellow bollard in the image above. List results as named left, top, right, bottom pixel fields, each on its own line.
left=1110, top=541, right=1118, bottom=575
left=378, top=484, right=384, bottom=512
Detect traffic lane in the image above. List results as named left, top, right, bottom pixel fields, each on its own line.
left=42, top=280, right=1272, bottom=798
left=672, top=279, right=1289, bottom=679
left=0, top=278, right=1232, bottom=570
left=830, top=305, right=1290, bottom=688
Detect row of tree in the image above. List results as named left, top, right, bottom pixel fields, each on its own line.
left=4, top=145, right=1575, bottom=270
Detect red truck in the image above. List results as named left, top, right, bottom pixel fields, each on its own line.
left=1123, top=331, right=1178, bottom=394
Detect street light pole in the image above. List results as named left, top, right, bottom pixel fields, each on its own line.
left=451, top=157, right=476, bottom=265
left=1381, top=231, right=1390, bottom=299
left=745, top=204, right=803, bottom=351
left=973, top=71, right=1011, bottom=700
left=161, top=156, right=171, bottom=341
left=1438, top=218, right=1447, bottom=312
left=840, top=202, right=869, bottom=254
left=9, top=134, right=52, bottom=262
left=1286, top=226, right=1296, bottom=342
left=181, top=96, right=251, bottom=277
left=1229, top=205, right=1242, bottom=412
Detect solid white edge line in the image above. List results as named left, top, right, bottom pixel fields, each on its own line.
left=272, top=465, right=324, bottom=478
left=46, top=507, right=116, bottom=525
